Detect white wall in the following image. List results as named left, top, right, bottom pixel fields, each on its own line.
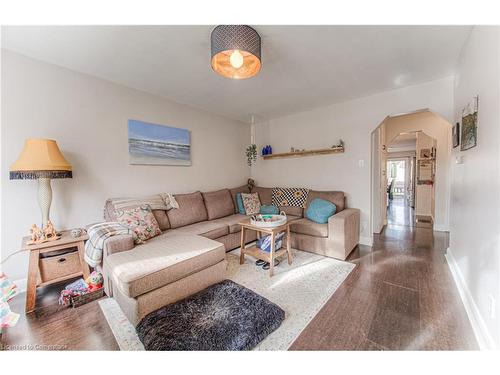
left=252, top=77, right=454, bottom=245
left=448, top=26, right=500, bottom=349
left=1, top=50, right=250, bottom=281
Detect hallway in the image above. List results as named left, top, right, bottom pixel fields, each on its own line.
left=387, top=198, right=415, bottom=227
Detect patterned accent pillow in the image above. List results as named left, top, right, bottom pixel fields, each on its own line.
left=272, top=188, right=309, bottom=208
left=241, top=193, right=261, bottom=215
left=116, top=205, right=162, bottom=244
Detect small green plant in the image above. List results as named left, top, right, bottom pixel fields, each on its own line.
left=245, top=144, right=257, bottom=166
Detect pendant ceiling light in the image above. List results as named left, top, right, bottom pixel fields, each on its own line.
left=211, top=25, right=261, bottom=79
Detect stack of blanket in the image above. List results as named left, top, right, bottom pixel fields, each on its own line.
left=84, top=222, right=131, bottom=267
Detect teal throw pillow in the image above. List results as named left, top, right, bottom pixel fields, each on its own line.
left=236, top=193, right=246, bottom=215
left=305, top=198, right=337, bottom=224
left=260, top=205, right=279, bottom=215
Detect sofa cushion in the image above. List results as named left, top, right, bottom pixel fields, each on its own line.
left=251, top=186, right=273, bottom=205
left=116, top=205, right=162, bottom=244
left=285, top=215, right=302, bottom=223
left=167, top=220, right=229, bottom=240
left=202, top=189, right=235, bottom=220
left=241, top=193, right=261, bottom=215
left=211, top=213, right=247, bottom=234
left=290, top=218, right=329, bottom=238
left=229, top=185, right=250, bottom=213
left=306, top=190, right=345, bottom=212
left=167, top=191, right=208, bottom=228
left=280, top=206, right=304, bottom=217
left=151, top=210, right=171, bottom=231
left=105, top=233, right=225, bottom=298
left=305, top=198, right=337, bottom=224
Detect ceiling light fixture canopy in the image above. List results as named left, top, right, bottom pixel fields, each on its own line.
left=211, top=25, right=261, bottom=79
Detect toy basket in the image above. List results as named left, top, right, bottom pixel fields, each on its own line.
left=70, top=288, right=104, bottom=308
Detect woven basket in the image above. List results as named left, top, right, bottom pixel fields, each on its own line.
left=71, top=288, right=104, bottom=308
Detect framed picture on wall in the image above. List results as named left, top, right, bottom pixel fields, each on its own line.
left=420, top=148, right=432, bottom=159
left=452, top=122, right=460, bottom=148
left=460, top=95, right=478, bottom=151
left=128, top=119, right=191, bottom=166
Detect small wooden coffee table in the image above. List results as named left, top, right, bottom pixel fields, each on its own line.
left=239, top=220, right=292, bottom=277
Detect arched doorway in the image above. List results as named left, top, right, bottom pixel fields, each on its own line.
left=370, top=110, right=452, bottom=234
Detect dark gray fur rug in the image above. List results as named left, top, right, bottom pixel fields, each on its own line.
left=136, top=279, right=285, bottom=351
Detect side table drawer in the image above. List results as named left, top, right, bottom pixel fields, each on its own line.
left=39, top=248, right=82, bottom=283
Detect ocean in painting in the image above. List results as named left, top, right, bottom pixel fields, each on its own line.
left=128, top=120, right=191, bottom=166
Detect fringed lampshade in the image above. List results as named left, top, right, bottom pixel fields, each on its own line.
left=10, top=139, right=72, bottom=228
left=211, top=25, right=261, bottom=79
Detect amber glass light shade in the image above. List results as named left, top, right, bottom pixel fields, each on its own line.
left=211, top=50, right=261, bottom=79
left=211, top=25, right=261, bottom=80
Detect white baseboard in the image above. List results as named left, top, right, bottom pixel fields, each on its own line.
left=359, top=236, right=373, bottom=247
left=13, top=277, right=27, bottom=294
left=445, top=247, right=496, bottom=350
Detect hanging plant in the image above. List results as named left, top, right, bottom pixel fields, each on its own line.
left=245, top=144, right=257, bottom=166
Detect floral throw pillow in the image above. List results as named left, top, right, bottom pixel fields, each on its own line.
left=241, top=193, right=261, bottom=215
left=116, top=205, right=162, bottom=244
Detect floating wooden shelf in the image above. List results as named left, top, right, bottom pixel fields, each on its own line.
left=262, top=146, right=344, bottom=160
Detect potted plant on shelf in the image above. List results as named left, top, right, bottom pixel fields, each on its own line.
left=245, top=144, right=257, bottom=166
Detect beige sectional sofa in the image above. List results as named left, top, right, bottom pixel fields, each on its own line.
left=101, top=184, right=359, bottom=325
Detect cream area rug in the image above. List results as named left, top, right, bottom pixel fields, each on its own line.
left=99, top=248, right=355, bottom=351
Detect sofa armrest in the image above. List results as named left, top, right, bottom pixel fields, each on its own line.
left=103, top=234, right=135, bottom=257
left=328, top=208, right=360, bottom=258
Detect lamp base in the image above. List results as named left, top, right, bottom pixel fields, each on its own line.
left=37, top=177, right=52, bottom=228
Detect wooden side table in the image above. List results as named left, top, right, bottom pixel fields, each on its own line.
left=239, top=220, right=292, bottom=277
left=21, top=230, right=90, bottom=313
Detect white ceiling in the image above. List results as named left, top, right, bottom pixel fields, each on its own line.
left=1, top=25, right=472, bottom=123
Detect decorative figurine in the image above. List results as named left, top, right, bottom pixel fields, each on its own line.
left=247, top=178, right=255, bottom=191
left=26, top=221, right=61, bottom=246
left=43, top=220, right=60, bottom=241
left=27, top=224, right=44, bottom=245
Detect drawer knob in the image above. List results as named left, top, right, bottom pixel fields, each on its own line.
left=58, top=258, right=67, bottom=263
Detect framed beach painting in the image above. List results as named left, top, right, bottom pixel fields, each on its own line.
left=128, top=120, right=191, bottom=166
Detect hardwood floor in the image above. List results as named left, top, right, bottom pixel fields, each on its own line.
left=1, top=280, right=119, bottom=350
left=290, top=226, right=477, bottom=350
left=1, top=221, right=477, bottom=350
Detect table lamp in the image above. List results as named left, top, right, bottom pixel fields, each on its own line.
left=10, top=139, right=72, bottom=229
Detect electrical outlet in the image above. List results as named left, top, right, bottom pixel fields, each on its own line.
left=488, top=294, right=496, bottom=319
